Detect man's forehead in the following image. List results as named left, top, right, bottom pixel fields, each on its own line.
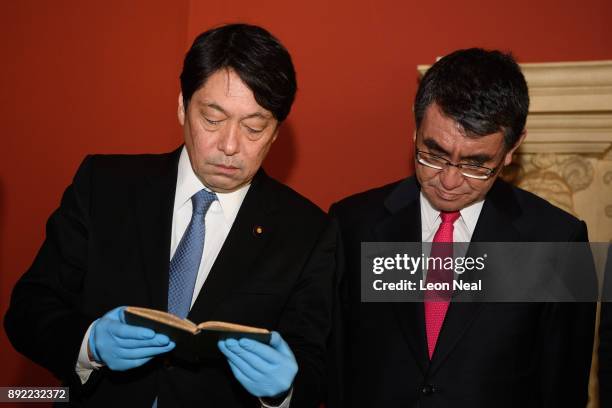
left=196, top=69, right=251, bottom=99
left=196, top=100, right=271, bottom=119
left=192, top=70, right=274, bottom=119
left=419, top=128, right=504, bottom=146
left=220, top=69, right=252, bottom=98
left=419, top=105, right=504, bottom=149
left=418, top=129, right=505, bottom=163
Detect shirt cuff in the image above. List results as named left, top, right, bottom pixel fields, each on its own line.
left=259, top=387, right=293, bottom=408
left=75, top=321, right=104, bottom=384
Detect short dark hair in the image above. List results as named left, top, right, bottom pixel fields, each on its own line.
left=180, top=23, right=297, bottom=122
left=414, top=48, right=529, bottom=149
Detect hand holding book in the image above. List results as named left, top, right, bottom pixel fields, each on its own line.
left=123, top=306, right=271, bottom=362
left=89, top=306, right=176, bottom=370
left=218, top=332, right=297, bottom=398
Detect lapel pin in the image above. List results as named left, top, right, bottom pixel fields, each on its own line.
left=252, top=225, right=264, bottom=237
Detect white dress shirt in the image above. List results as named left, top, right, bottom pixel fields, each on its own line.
left=420, top=192, right=483, bottom=243
left=419, top=192, right=484, bottom=280
left=171, top=147, right=249, bottom=306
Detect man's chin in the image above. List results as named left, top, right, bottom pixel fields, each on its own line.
left=432, top=200, right=464, bottom=212
left=425, top=192, right=468, bottom=212
left=200, top=174, right=243, bottom=193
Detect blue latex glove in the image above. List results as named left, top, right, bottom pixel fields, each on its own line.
left=218, top=331, right=298, bottom=398
left=88, top=306, right=175, bottom=371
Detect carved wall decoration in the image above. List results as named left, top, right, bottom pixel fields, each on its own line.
left=504, top=153, right=596, bottom=216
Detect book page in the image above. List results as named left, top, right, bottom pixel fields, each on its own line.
left=125, top=306, right=198, bottom=334
left=197, top=320, right=269, bottom=334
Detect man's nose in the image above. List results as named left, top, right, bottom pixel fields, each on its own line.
left=438, top=165, right=464, bottom=190
left=217, top=123, right=239, bottom=155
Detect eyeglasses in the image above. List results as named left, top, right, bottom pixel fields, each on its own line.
left=415, top=148, right=499, bottom=180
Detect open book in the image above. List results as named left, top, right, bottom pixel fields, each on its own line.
left=124, top=306, right=271, bottom=362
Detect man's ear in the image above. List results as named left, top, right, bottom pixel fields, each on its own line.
left=178, top=92, right=185, bottom=126
left=503, top=130, right=527, bottom=166
left=271, top=125, right=280, bottom=143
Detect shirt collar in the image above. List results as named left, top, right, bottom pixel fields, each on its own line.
left=174, top=146, right=250, bottom=222
left=419, top=191, right=484, bottom=235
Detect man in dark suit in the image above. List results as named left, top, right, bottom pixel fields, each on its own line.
left=599, top=245, right=612, bottom=406
left=330, top=49, right=596, bottom=407
left=4, top=24, right=336, bottom=408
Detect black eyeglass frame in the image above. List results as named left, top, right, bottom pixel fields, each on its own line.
left=415, top=148, right=501, bottom=180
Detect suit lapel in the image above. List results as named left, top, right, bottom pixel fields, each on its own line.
left=375, top=177, right=430, bottom=373
left=135, top=148, right=181, bottom=312
left=428, top=179, right=522, bottom=373
left=470, top=180, right=522, bottom=243
left=188, top=169, right=277, bottom=323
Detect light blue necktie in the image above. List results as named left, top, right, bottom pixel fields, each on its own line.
left=168, top=188, right=217, bottom=318
left=154, top=189, right=216, bottom=408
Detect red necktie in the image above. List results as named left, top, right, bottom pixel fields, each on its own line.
left=424, top=211, right=460, bottom=359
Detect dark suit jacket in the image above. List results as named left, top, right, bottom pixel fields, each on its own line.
left=4, top=148, right=337, bottom=407
left=330, top=176, right=596, bottom=408
left=599, top=245, right=612, bottom=406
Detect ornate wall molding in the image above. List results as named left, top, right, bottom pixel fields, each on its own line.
left=520, top=61, right=612, bottom=112
left=520, top=61, right=612, bottom=158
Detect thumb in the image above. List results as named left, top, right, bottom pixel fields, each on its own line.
left=269, top=331, right=293, bottom=357
left=116, top=306, right=127, bottom=324
left=105, top=306, right=127, bottom=323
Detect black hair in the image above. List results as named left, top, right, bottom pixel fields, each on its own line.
left=180, top=23, right=296, bottom=122
left=414, top=48, right=529, bottom=149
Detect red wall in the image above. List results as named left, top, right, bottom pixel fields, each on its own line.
left=187, top=0, right=612, bottom=206
left=1, top=0, right=611, bottom=402
left=0, top=0, right=190, bottom=402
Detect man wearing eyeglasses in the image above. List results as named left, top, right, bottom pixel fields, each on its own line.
left=328, top=49, right=596, bottom=407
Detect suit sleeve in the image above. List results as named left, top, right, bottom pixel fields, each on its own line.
left=322, top=203, right=347, bottom=408
left=275, top=218, right=339, bottom=407
left=599, top=244, right=612, bottom=407
left=4, top=156, right=98, bottom=389
left=537, top=220, right=596, bottom=407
